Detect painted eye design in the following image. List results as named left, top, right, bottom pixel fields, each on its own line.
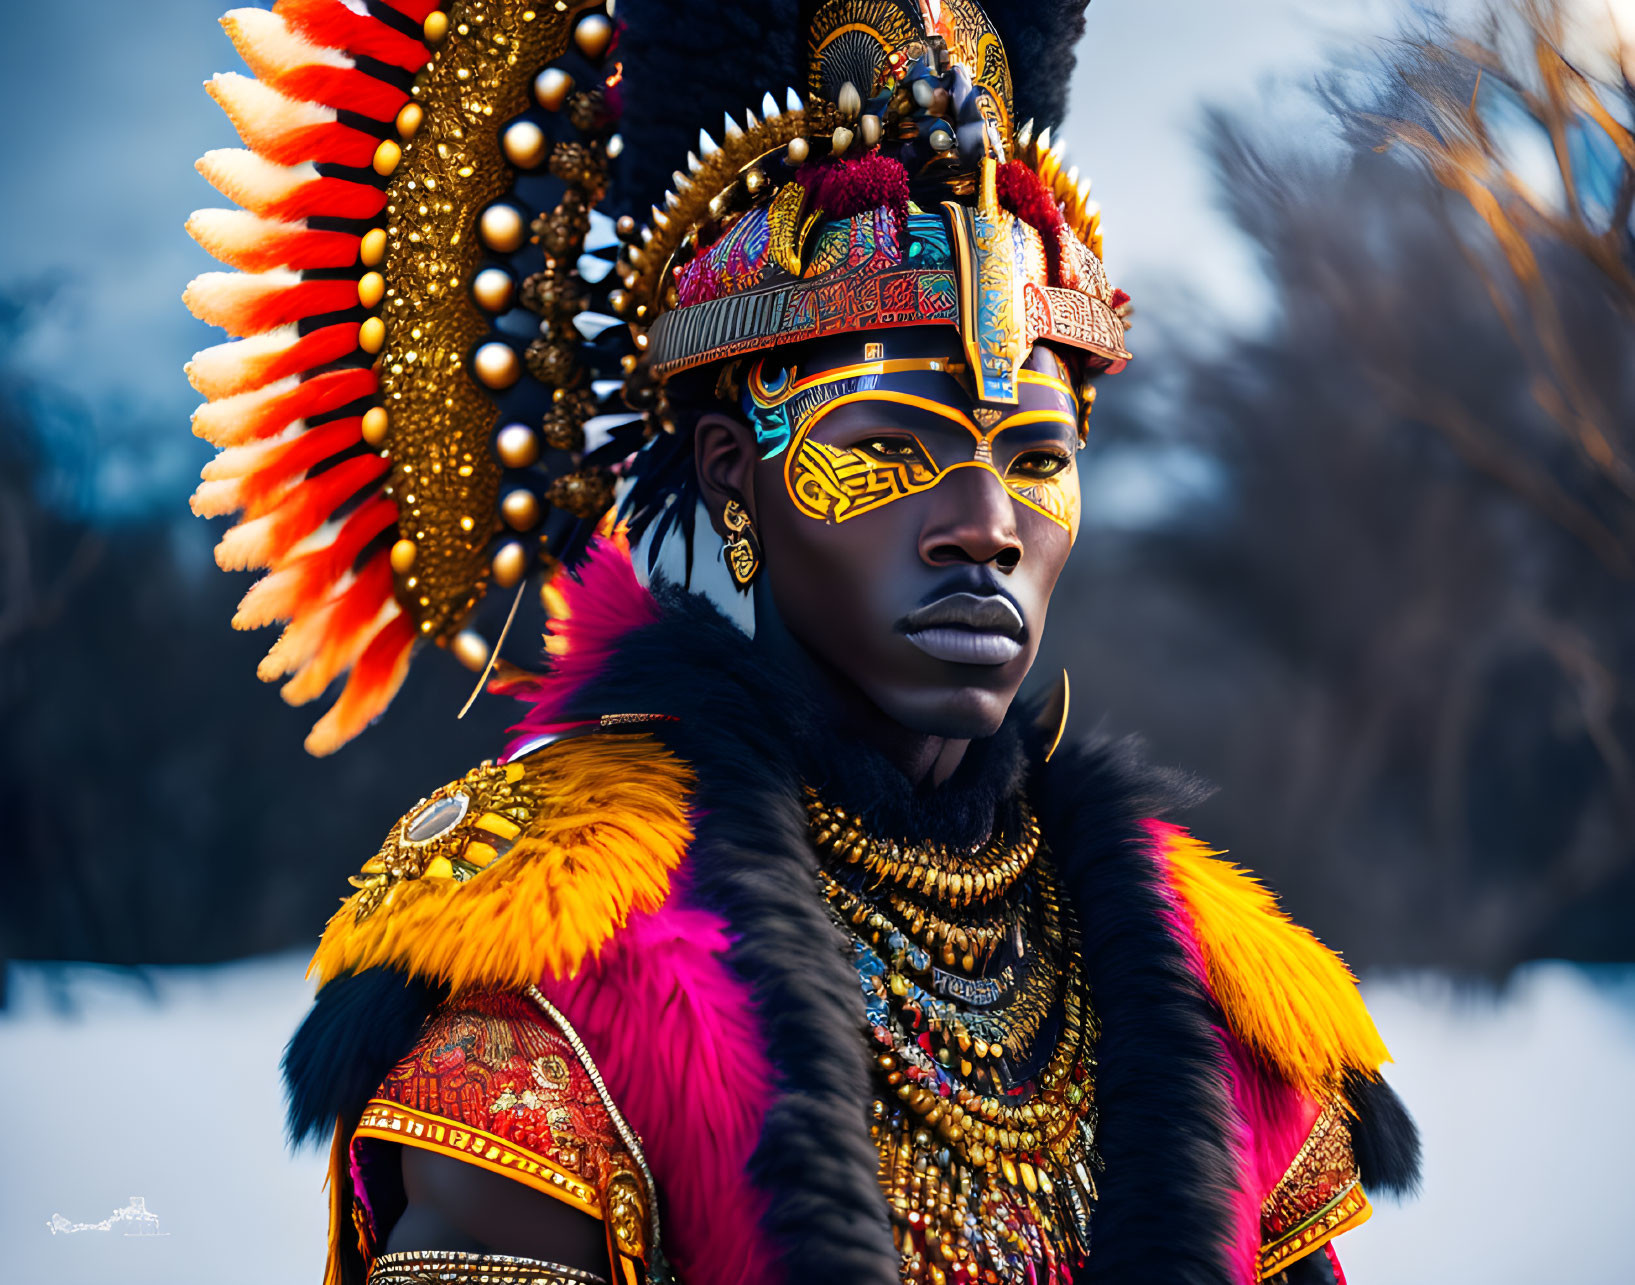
left=860, top=435, right=925, bottom=461
left=1008, top=450, right=1070, bottom=480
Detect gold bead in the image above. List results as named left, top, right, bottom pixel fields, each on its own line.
left=534, top=67, right=574, bottom=112
left=389, top=538, right=418, bottom=574
left=831, top=126, right=854, bottom=154
left=359, top=227, right=387, bottom=267
left=395, top=102, right=424, bottom=139
left=607, top=288, right=632, bottom=317
left=473, top=342, right=521, bottom=389
left=371, top=139, right=401, bottom=177
left=479, top=204, right=526, bottom=253
left=491, top=541, right=529, bottom=588
left=744, top=167, right=766, bottom=195
left=361, top=406, right=389, bottom=446
left=786, top=136, right=810, bottom=164
left=357, top=271, right=385, bottom=309
left=422, top=10, right=449, bottom=43
left=502, top=120, right=547, bottom=169
left=501, top=488, right=541, bottom=530
left=451, top=629, right=489, bottom=672
left=573, top=13, right=613, bottom=60
left=358, top=316, right=386, bottom=354
left=495, top=423, right=540, bottom=468
left=471, top=267, right=515, bottom=313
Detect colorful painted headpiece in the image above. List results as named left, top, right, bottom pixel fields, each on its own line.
left=183, top=0, right=1122, bottom=753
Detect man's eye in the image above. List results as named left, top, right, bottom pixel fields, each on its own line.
left=860, top=436, right=920, bottom=460
left=1009, top=451, right=1069, bottom=480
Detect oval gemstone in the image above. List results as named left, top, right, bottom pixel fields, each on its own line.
left=405, top=791, right=470, bottom=843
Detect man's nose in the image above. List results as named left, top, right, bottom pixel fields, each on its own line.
left=918, top=465, right=1023, bottom=571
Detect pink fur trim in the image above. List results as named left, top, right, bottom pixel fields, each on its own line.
left=503, top=534, right=661, bottom=758
left=1144, top=819, right=1316, bottom=1283
left=541, top=898, right=779, bottom=1285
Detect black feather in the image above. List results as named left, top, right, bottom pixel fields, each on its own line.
left=1342, top=1068, right=1423, bottom=1197
left=282, top=967, right=444, bottom=1148
left=611, top=0, right=804, bottom=217
left=1031, top=731, right=1242, bottom=1283
left=986, top=1, right=1093, bottom=134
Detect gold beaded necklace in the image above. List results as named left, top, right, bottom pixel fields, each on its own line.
left=805, top=790, right=1101, bottom=1284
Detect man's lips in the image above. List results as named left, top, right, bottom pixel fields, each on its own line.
left=897, top=592, right=1026, bottom=666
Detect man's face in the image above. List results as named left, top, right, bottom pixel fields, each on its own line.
left=744, top=329, right=1082, bottom=739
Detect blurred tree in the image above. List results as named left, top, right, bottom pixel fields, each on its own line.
left=1042, top=1, right=1635, bottom=974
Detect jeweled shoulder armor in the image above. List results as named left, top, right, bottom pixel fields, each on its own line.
left=184, top=0, right=1127, bottom=753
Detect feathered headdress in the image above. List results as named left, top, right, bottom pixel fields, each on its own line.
left=184, top=0, right=1124, bottom=753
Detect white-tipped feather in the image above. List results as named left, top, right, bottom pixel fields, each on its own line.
left=207, top=71, right=336, bottom=146
left=185, top=208, right=306, bottom=269
left=183, top=269, right=303, bottom=337
left=190, top=374, right=301, bottom=448
left=686, top=150, right=703, bottom=175
left=200, top=421, right=305, bottom=481
left=186, top=325, right=300, bottom=397
left=761, top=91, right=780, bottom=119
left=698, top=128, right=718, bottom=156
left=221, top=7, right=350, bottom=79
left=786, top=86, right=802, bottom=112
left=197, top=149, right=319, bottom=211
left=722, top=112, right=743, bottom=140
left=215, top=512, right=281, bottom=572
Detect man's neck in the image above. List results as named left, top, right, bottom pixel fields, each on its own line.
left=751, top=599, right=969, bottom=788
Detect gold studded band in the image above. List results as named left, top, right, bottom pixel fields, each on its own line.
left=367, top=1249, right=607, bottom=1285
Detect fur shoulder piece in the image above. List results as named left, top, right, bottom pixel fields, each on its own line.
left=1147, top=820, right=1391, bottom=1100
left=309, top=732, right=694, bottom=992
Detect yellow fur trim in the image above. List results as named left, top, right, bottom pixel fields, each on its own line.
left=1159, top=826, right=1390, bottom=1098
left=309, top=735, right=693, bottom=991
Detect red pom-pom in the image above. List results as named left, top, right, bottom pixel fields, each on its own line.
left=797, top=154, right=911, bottom=258
left=997, top=160, right=1068, bottom=285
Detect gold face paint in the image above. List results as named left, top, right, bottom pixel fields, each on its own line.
left=749, top=358, right=1082, bottom=534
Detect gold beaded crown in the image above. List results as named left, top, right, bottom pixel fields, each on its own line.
left=183, top=0, right=1123, bottom=753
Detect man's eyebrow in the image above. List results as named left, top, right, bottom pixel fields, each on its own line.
left=991, top=408, right=1079, bottom=438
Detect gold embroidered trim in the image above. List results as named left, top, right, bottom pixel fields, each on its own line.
left=354, top=1100, right=601, bottom=1219
left=367, top=1248, right=606, bottom=1284
left=525, top=986, right=662, bottom=1266
left=1257, top=1099, right=1372, bottom=1278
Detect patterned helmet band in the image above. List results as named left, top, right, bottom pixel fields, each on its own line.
left=182, top=0, right=1127, bottom=753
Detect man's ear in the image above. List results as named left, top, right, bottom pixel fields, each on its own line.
left=694, top=411, right=760, bottom=536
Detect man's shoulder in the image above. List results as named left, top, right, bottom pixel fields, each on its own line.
left=310, top=730, right=694, bottom=994
left=1144, top=820, right=1390, bottom=1098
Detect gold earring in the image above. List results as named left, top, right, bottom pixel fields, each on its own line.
left=722, top=498, right=761, bottom=589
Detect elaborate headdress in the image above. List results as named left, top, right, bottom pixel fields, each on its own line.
left=184, top=0, right=1126, bottom=753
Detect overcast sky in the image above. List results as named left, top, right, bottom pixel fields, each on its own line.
left=0, top=0, right=1406, bottom=515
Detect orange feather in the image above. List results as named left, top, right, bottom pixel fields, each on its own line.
left=303, top=611, right=417, bottom=757
left=1157, top=825, right=1391, bottom=1098
left=308, top=735, right=696, bottom=981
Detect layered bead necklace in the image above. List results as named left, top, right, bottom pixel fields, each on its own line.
left=807, top=790, right=1101, bottom=1285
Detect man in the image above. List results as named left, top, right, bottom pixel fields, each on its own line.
left=185, top=1, right=1419, bottom=1282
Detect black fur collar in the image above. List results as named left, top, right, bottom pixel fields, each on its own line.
left=557, top=588, right=1242, bottom=1284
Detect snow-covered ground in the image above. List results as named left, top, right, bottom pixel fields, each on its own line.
left=2, top=955, right=1631, bottom=1285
